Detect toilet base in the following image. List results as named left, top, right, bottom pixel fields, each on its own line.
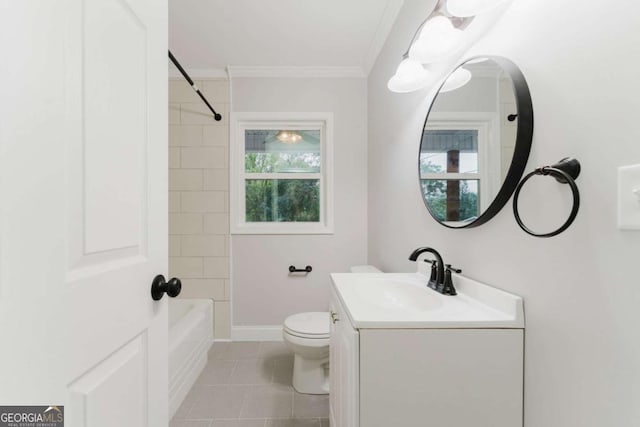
left=292, top=353, right=329, bottom=395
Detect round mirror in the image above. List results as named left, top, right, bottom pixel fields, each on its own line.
left=419, top=56, right=533, bottom=228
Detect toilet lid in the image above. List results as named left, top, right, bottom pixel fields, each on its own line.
left=284, top=312, right=330, bottom=337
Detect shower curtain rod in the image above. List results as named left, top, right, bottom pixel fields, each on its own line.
left=168, top=50, right=222, bottom=122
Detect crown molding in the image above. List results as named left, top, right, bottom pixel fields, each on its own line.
left=362, top=0, right=405, bottom=74
left=168, top=66, right=228, bottom=80
left=227, top=66, right=366, bottom=79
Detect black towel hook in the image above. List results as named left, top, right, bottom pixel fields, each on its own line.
left=513, top=158, right=581, bottom=238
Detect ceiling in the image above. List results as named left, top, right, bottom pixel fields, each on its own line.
left=168, top=0, right=404, bottom=75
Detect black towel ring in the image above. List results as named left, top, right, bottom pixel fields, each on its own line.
left=513, top=158, right=581, bottom=238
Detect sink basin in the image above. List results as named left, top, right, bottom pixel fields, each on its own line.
left=353, top=278, right=443, bottom=312
left=330, top=272, right=524, bottom=329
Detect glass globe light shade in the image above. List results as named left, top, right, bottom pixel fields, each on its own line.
left=439, top=67, right=472, bottom=93
left=387, top=58, right=430, bottom=93
left=408, top=16, right=464, bottom=64
left=446, top=0, right=509, bottom=17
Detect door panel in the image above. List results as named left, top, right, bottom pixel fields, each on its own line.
left=68, top=334, right=147, bottom=427
left=69, top=0, right=151, bottom=276
left=84, top=0, right=147, bottom=254
left=0, top=0, right=168, bottom=425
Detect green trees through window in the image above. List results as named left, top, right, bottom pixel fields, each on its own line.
left=420, top=160, right=479, bottom=222
left=244, top=130, right=322, bottom=223
left=245, top=179, right=319, bottom=222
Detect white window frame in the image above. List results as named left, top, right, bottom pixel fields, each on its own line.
left=230, top=112, right=334, bottom=235
left=422, top=112, right=499, bottom=216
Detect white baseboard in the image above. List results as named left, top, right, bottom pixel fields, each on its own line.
left=231, top=325, right=284, bottom=341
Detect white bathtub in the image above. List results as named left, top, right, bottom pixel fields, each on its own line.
left=169, top=298, right=214, bottom=419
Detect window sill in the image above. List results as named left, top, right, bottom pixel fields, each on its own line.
left=231, top=223, right=334, bottom=235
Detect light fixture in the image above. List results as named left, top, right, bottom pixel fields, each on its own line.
left=408, top=15, right=465, bottom=64
left=439, top=67, right=472, bottom=92
left=446, top=0, right=509, bottom=17
left=276, top=130, right=303, bottom=144
left=464, top=57, right=490, bottom=64
left=387, top=58, right=431, bottom=93
left=388, top=0, right=510, bottom=94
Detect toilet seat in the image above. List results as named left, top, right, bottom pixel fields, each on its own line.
left=284, top=312, right=330, bottom=339
left=284, top=328, right=330, bottom=340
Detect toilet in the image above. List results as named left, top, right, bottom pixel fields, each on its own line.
left=283, top=311, right=330, bottom=394
left=282, top=265, right=382, bottom=395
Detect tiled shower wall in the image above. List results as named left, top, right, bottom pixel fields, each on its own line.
left=169, top=78, right=231, bottom=339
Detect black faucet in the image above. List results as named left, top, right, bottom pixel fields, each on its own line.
left=408, top=247, right=459, bottom=296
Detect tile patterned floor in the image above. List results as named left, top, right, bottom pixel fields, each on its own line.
left=171, top=342, right=330, bottom=427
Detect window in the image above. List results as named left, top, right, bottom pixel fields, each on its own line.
left=230, top=113, right=333, bottom=234
left=420, top=113, right=497, bottom=225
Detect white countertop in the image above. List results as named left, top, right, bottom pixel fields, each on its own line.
left=330, top=272, right=524, bottom=329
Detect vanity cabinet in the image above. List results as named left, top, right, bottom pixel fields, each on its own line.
left=329, top=282, right=524, bottom=427
left=328, top=292, right=359, bottom=427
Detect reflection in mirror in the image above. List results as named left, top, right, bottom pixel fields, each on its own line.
left=420, top=129, right=481, bottom=222
left=419, top=56, right=533, bottom=228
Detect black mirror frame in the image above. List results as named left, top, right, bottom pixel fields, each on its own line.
left=419, top=55, right=534, bottom=228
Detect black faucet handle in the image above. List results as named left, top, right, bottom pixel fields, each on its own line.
left=441, top=265, right=459, bottom=296
left=425, top=259, right=438, bottom=288
left=444, top=264, right=462, bottom=274
left=423, top=258, right=448, bottom=292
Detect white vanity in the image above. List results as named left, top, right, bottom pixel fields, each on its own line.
left=329, top=269, right=524, bottom=427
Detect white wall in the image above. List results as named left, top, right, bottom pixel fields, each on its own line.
left=431, top=76, right=498, bottom=112
left=368, top=1, right=640, bottom=426
left=231, top=77, right=368, bottom=331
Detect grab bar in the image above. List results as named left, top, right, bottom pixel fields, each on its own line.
left=289, top=265, right=312, bottom=273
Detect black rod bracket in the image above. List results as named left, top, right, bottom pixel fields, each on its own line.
left=168, top=50, right=222, bottom=121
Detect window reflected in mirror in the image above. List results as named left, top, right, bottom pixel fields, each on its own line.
left=418, top=56, right=532, bottom=228
left=420, top=129, right=480, bottom=222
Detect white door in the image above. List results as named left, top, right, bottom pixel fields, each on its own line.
left=0, top=0, right=169, bottom=426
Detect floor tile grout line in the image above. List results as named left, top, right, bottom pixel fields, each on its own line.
left=291, top=386, right=295, bottom=418
left=227, top=358, right=239, bottom=381
left=182, top=389, right=202, bottom=420
left=270, top=358, right=276, bottom=384
left=236, top=377, right=250, bottom=420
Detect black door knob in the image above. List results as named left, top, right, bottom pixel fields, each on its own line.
left=150, top=274, right=182, bottom=301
